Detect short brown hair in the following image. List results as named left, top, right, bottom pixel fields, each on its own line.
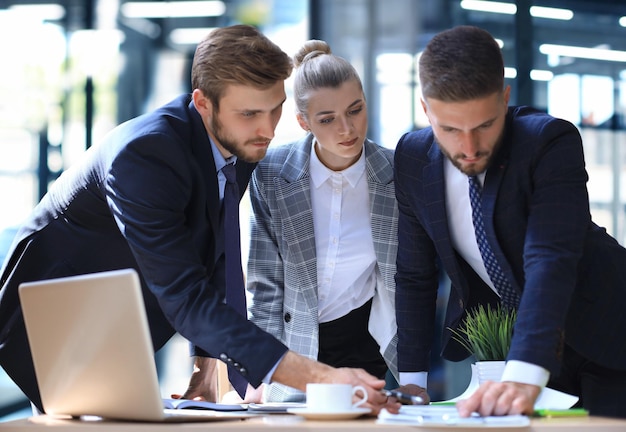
left=191, top=25, right=293, bottom=109
left=419, top=25, right=504, bottom=102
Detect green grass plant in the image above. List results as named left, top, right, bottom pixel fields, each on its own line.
left=449, top=304, right=517, bottom=361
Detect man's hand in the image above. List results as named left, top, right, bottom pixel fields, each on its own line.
left=391, top=384, right=431, bottom=405
left=328, top=367, right=402, bottom=415
left=271, top=351, right=400, bottom=415
left=243, top=382, right=265, bottom=403
left=171, top=356, right=219, bottom=402
left=456, top=381, right=541, bottom=417
left=222, top=383, right=266, bottom=404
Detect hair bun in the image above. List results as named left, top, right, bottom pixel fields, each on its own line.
left=293, top=40, right=331, bottom=67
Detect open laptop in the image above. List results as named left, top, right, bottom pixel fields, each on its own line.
left=18, top=268, right=251, bottom=422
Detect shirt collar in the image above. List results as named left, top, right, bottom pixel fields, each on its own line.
left=209, top=137, right=237, bottom=172
left=309, top=140, right=366, bottom=189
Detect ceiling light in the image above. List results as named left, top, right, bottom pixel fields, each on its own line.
left=504, top=67, right=517, bottom=78
left=530, top=69, right=554, bottom=81
left=8, top=4, right=65, bottom=21
left=461, top=1, right=573, bottom=20
left=540, top=44, right=626, bottom=63
left=505, top=67, right=554, bottom=81
left=460, top=0, right=516, bottom=15
left=121, top=1, right=225, bottom=18
left=529, top=6, right=573, bottom=20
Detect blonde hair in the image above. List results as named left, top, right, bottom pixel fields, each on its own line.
left=292, top=40, right=363, bottom=119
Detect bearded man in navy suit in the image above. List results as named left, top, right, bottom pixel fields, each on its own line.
left=0, top=25, right=393, bottom=415
left=394, top=25, right=626, bottom=418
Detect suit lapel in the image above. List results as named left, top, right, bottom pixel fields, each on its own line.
left=276, top=137, right=319, bottom=313
left=424, top=146, right=456, bottom=261
left=482, top=143, right=520, bottom=291
left=424, top=145, right=469, bottom=299
left=364, top=140, right=394, bottom=277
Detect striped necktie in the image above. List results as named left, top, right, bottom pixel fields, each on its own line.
left=468, top=175, right=520, bottom=309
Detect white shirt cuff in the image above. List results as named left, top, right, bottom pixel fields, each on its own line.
left=264, top=352, right=287, bottom=384
left=399, top=371, right=428, bottom=389
left=501, top=360, right=550, bottom=388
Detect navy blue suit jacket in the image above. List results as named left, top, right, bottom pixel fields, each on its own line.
left=394, top=106, right=626, bottom=376
left=0, top=94, right=288, bottom=407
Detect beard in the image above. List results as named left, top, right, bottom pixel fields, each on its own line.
left=442, top=146, right=492, bottom=176
left=435, top=133, right=504, bottom=177
left=210, top=115, right=269, bottom=163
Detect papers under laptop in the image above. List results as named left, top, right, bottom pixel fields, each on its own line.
left=18, top=268, right=251, bottom=422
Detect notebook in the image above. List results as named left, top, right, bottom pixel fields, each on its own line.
left=18, top=268, right=252, bottom=422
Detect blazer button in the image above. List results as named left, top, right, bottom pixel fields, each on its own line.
left=220, top=353, right=233, bottom=364
left=458, top=299, right=464, bottom=309
left=284, top=312, right=291, bottom=323
left=239, top=367, right=247, bottom=375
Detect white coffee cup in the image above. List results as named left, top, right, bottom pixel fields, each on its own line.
left=305, top=383, right=368, bottom=412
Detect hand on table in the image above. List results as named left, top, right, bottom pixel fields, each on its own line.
left=243, top=383, right=265, bottom=403
left=271, top=351, right=400, bottom=415
left=456, top=381, right=541, bottom=417
left=323, top=367, right=401, bottom=416
left=171, top=356, right=218, bottom=402
left=221, top=383, right=265, bottom=404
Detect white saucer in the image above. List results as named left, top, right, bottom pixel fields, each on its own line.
left=286, top=407, right=371, bottom=420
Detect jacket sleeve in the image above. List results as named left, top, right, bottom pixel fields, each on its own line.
left=505, top=116, right=590, bottom=374
left=247, top=164, right=286, bottom=339
left=106, top=133, right=287, bottom=388
left=393, top=133, right=441, bottom=373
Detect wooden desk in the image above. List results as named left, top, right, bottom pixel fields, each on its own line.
left=2, top=415, right=626, bottom=432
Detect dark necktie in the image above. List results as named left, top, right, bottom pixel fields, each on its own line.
left=221, top=163, right=248, bottom=398
left=468, top=175, right=520, bottom=309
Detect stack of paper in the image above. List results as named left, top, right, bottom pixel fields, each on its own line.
left=377, top=405, right=530, bottom=427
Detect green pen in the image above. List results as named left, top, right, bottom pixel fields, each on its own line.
left=534, top=408, right=589, bottom=417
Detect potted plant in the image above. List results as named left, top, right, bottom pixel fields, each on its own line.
left=449, top=303, right=517, bottom=383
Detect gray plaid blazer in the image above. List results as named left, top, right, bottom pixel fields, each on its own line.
left=247, top=134, right=399, bottom=402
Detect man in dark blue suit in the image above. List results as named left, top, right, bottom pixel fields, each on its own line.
left=394, top=25, right=626, bottom=418
left=0, top=25, right=392, bottom=414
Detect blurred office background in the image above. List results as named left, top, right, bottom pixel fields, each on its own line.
left=1, top=0, right=626, bottom=420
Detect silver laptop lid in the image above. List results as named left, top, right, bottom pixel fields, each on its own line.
left=18, top=268, right=166, bottom=421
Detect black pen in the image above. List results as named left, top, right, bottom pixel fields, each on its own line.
left=382, top=389, right=424, bottom=405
